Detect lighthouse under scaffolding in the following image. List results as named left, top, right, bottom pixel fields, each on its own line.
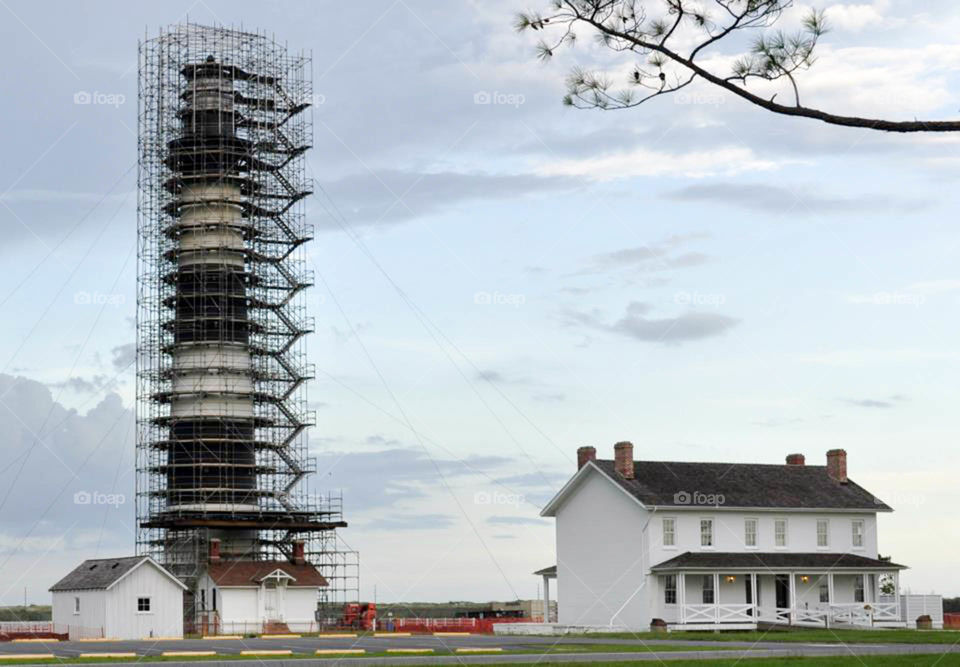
left=136, top=23, right=358, bottom=625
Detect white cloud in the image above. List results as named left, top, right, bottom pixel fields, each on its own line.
left=824, top=1, right=891, bottom=32
left=537, top=146, right=787, bottom=181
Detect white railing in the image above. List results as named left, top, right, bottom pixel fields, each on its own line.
left=683, top=604, right=719, bottom=623
left=682, top=604, right=754, bottom=623
left=675, top=602, right=900, bottom=628
left=831, top=604, right=872, bottom=626
left=718, top=604, right=754, bottom=622
left=871, top=602, right=899, bottom=620
left=793, top=607, right=827, bottom=625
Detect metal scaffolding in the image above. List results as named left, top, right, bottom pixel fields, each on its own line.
left=136, top=23, right=358, bottom=623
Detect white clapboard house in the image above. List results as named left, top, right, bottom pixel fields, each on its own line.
left=50, top=556, right=186, bottom=639
left=540, top=442, right=908, bottom=631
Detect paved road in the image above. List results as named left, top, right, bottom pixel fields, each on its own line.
left=0, top=634, right=958, bottom=664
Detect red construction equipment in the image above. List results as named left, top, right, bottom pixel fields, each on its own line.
left=342, top=602, right=377, bottom=630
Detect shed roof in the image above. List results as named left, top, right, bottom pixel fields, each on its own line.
left=49, top=556, right=186, bottom=592
left=205, top=561, right=328, bottom=588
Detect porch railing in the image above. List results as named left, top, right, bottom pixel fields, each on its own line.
left=871, top=602, right=899, bottom=620
left=681, top=604, right=754, bottom=623
left=678, top=603, right=901, bottom=627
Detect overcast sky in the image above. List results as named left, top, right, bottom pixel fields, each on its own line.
left=1, top=0, right=959, bottom=606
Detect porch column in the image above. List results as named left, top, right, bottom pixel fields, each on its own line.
left=893, top=571, right=901, bottom=621
left=713, top=573, right=721, bottom=622
left=542, top=575, right=551, bottom=623
left=827, top=573, right=835, bottom=628
left=678, top=572, right=686, bottom=624
left=750, top=572, right=758, bottom=618
left=788, top=573, right=797, bottom=623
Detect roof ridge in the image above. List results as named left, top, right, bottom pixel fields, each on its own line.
left=597, top=458, right=829, bottom=468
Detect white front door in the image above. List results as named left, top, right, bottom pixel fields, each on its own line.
left=265, top=584, right=279, bottom=620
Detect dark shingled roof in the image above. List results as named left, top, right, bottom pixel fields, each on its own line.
left=205, top=561, right=328, bottom=588
left=651, top=551, right=906, bottom=571
left=50, top=557, right=150, bottom=592
left=592, top=459, right=890, bottom=511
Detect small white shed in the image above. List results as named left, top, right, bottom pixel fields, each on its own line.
left=50, top=556, right=186, bottom=639
left=197, top=559, right=327, bottom=634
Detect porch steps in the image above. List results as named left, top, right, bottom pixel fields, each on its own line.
left=263, top=621, right=292, bottom=634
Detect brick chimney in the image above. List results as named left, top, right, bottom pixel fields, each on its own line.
left=577, top=446, right=596, bottom=470
left=826, top=449, right=848, bottom=483
left=291, top=540, right=305, bottom=565
left=786, top=453, right=805, bottom=466
left=613, top=441, right=634, bottom=480
left=208, top=538, right=221, bottom=564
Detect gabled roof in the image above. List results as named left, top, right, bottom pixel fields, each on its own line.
left=205, top=561, right=327, bottom=588
left=542, top=459, right=891, bottom=517
left=651, top=551, right=906, bottom=571
left=49, top=556, right=187, bottom=592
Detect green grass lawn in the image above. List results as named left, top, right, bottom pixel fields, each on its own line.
left=492, top=658, right=960, bottom=667
left=578, top=628, right=960, bottom=644
left=3, top=652, right=959, bottom=666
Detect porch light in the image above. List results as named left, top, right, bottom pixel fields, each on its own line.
left=800, top=575, right=810, bottom=583
left=725, top=576, right=736, bottom=583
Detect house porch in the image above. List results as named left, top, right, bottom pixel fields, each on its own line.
left=653, top=553, right=906, bottom=631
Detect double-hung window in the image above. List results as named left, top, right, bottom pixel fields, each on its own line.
left=700, top=518, right=714, bottom=548
left=662, top=518, right=676, bottom=548
left=702, top=575, right=715, bottom=604
left=774, top=519, right=788, bottom=548
left=663, top=575, right=677, bottom=604
left=854, top=575, right=865, bottom=602
left=816, top=519, right=829, bottom=548
left=819, top=579, right=830, bottom=603
left=744, top=518, right=758, bottom=548
left=852, top=520, right=864, bottom=548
